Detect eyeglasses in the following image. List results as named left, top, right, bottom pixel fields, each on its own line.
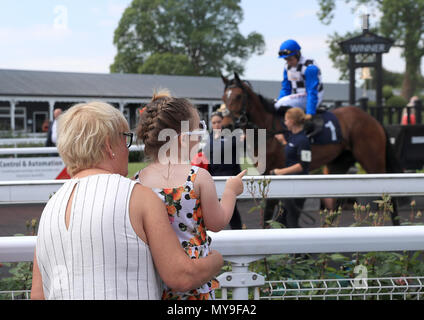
left=181, top=120, right=207, bottom=136
left=122, top=132, right=134, bottom=148
left=278, top=49, right=292, bottom=57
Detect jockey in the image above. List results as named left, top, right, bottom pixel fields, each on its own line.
left=274, top=39, right=324, bottom=118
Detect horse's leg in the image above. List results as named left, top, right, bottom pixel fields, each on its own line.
left=391, top=198, right=400, bottom=226
left=308, top=144, right=349, bottom=211
left=325, top=150, right=357, bottom=210
left=277, top=199, right=304, bottom=228
left=349, top=124, right=400, bottom=225
left=229, top=205, right=243, bottom=229
left=264, top=199, right=279, bottom=228
left=263, top=139, right=286, bottom=228
left=321, top=166, right=336, bottom=210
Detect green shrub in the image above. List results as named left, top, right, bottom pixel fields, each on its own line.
left=366, top=100, right=377, bottom=108
left=383, top=85, right=394, bottom=100
left=386, top=95, right=408, bottom=107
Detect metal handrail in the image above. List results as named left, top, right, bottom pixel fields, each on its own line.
left=2, top=226, right=424, bottom=299
left=4, top=226, right=422, bottom=262
left=1, top=173, right=424, bottom=204
left=0, top=145, right=144, bottom=155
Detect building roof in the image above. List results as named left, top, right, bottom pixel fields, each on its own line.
left=0, top=68, right=368, bottom=103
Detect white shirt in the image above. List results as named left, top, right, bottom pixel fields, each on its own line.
left=36, top=174, right=162, bottom=300
left=51, top=120, right=58, bottom=145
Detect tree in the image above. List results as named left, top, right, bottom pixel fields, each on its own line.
left=110, top=0, right=265, bottom=77
left=138, top=53, right=196, bottom=75
left=317, top=0, right=424, bottom=99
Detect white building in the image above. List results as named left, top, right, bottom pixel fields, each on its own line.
left=0, top=69, right=367, bottom=134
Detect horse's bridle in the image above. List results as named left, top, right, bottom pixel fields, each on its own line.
left=223, top=81, right=287, bottom=139
left=223, top=81, right=255, bottom=130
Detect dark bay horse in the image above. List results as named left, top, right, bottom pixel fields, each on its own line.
left=221, top=73, right=403, bottom=226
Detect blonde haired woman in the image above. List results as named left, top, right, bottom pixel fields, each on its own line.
left=271, top=107, right=311, bottom=228
left=31, top=101, right=223, bottom=300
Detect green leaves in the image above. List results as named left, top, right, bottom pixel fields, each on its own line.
left=138, top=53, right=196, bottom=75
left=316, top=0, right=336, bottom=25
left=110, top=0, right=264, bottom=76
left=316, top=0, right=424, bottom=97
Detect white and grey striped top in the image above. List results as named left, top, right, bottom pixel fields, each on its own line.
left=36, top=174, right=162, bottom=300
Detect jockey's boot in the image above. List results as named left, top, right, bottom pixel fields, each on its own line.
left=305, top=114, right=324, bottom=138
left=275, top=106, right=289, bottom=117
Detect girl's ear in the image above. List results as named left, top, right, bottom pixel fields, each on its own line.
left=178, top=133, right=194, bottom=164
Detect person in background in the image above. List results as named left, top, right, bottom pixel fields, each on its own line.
left=41, top=119, right=49, bottom=132
left=400, top=96, right=418, bottom=125
left=31, top=101, right=223, bottom=300
left=271, top=107, right=311, bottom=228
left=45, top=108, right=63, bottom=147
left=134, top=91, right=246, bottom=300
left=203, top=111, right=244, bottom=230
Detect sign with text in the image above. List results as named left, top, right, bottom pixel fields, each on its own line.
left=339, top=31, right=393, bottom=54
left=0, top=157, right=65, bottom=181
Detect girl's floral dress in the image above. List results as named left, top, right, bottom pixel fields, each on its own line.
left=135, top=165, right=219, bottom=300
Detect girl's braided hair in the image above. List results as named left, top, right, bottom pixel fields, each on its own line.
left=136, top=89, right=196, bottom=161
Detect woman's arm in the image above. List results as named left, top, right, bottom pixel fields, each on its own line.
left=130, top=185, right=223, bottom=292
left=274, top=134, right=287, bottom=146
left=273, top=163, right=303, bottom=175
left=30, top=250, right=45, bottom=300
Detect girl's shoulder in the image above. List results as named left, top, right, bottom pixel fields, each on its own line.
left=192, top=166, right=211, bottom=181
left=190, top=166, right=213, bottom=196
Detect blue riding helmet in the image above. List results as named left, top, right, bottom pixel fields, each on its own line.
left=278, top=39, right=301, bottom=59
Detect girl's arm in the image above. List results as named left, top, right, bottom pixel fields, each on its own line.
left=195, top=168, right=246, bottom=232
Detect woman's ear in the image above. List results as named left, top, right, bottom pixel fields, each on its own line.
left=104, top=137, right=115, bottom=159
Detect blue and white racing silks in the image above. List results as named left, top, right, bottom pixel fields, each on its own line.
left=277, top=56, right=324, bottom=115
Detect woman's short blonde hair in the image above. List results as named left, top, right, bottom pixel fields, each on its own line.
left=285, top=107, right=307, bottom=126
left=57, top=101, right=129, bottom=176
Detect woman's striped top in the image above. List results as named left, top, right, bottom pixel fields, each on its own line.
left=35, top=174, right=162, bottom=300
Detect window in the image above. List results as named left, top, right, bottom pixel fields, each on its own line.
left=0, top=106, right=27, bottom=132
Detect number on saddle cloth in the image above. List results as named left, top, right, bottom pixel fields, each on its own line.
left=308, top=111, right=341, bottom=145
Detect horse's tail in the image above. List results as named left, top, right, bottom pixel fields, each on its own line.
left=384, top=128, right=403, bottom=173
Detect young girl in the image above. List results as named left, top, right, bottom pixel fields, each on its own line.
left=135, top=90, right=246, bottom=300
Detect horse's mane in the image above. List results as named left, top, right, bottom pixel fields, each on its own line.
left=257, top=94, right=279, bottom=115
left=226, top=76, right=279, bottom=115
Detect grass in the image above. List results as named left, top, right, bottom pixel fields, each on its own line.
left=127, top=158, right=259, bottom=178
left=127, top=162, right=148, bottom=178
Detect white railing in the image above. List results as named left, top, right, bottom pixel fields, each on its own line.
left=0, top=166, right=423, bottom=299
left=0, top=138, right=46, bottom=147
left=1, top=173, right=423, bottom=204
left=1, top=226, right=424, bottom=300
left=0, top=145, right=144, bottom=156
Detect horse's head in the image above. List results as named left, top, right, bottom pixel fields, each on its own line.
left=221, top=72, right=252, bottom=129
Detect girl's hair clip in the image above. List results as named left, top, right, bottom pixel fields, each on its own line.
left=139, top=106, right=147, bottom=116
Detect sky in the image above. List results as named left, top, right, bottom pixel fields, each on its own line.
left=0, top=0, right=409, bottom=84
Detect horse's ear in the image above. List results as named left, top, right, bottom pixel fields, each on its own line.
left=234, top=72, right=242, bottom=86
left=221, top=74, right=229, bottom=86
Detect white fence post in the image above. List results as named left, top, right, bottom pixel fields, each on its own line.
left=216, top=255, right=266, bottom=300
